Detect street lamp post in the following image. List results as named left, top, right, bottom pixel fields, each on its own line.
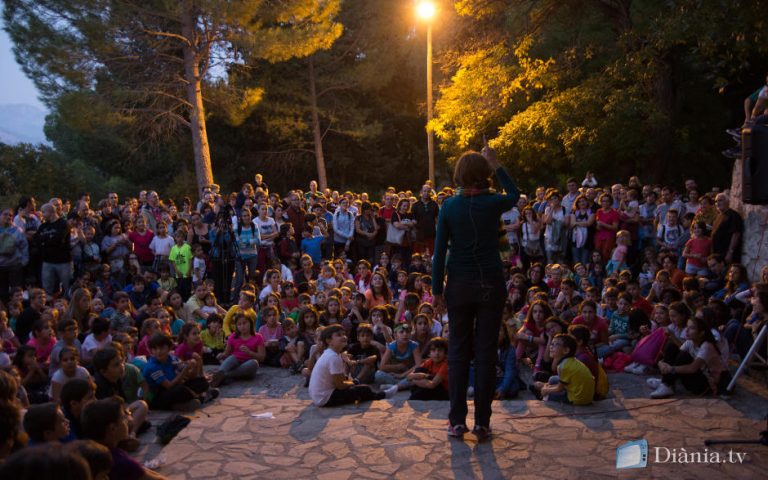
left=417, top=1, right=436, bottom=185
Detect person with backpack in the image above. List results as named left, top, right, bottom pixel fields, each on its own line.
left=232, top=208, right=260, bottom=303
left=543, top=190, right=569, bottom=265
left=332, top=198, right=355, bottom=258
left=0, top=208, right=29, bottom=303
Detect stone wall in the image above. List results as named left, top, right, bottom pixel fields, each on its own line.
left=729, top=155, right=768, bottom=282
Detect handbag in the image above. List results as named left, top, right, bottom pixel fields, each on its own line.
left=630, top=327, right=667, bottom=366
left=386, top=222, right=406, bottom=246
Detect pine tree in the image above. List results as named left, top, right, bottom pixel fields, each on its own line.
left=3, top=0, right=342, bottom=193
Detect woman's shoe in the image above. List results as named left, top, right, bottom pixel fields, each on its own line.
left=447, top=424, right=469, bottom=439
left=472, top=425, right=493, bottom=442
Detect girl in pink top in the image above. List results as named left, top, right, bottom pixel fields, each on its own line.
left=27, top=320, right=56, bottom=366
left=594, top=193, right=619, bottom=263
left=682, top=221, right=712, bottom=275
left=212, top=314, right=265, bottom=386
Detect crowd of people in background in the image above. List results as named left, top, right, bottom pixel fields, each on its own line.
left=0, top=167, right=767, bottom=476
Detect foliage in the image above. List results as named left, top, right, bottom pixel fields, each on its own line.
left=432, top=0, right=768, bottom=191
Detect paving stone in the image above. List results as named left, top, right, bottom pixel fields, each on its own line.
left=316, top=470, right=352, bottom=480
left=133, top=367, right=767, bottom=479
left=186, top=460, right=220, bottom=478
left=222, top=462, right=270, bottom=475
left=390, top=444, right=428, bottom=463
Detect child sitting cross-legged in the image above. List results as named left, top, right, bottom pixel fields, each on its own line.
left=200, top=314, right=226, bottom=365
left=407, top=337, right=449, bottom=401
left=308, top=324, right=397, bottom=407
left=344, top=323, right=380, bottom=384
left=81, top=397, right=165, bottom=480
left=531, top=333, right=595, bottom=405
left=279, top=320, right=306, bottom=374
left=143, top=332, right=217, bottom=411
left=374, top=322, right=421, bottom=392
left=92, top=347, right=150, bottom=449
left=211, top=313, right=264, bottom=388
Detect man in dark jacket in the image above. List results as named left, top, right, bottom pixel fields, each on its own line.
left=411, top=184, right=439, bottom=255
left=35, top=203, right=72, bottom=296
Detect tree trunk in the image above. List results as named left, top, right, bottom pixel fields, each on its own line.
left=181, top=8, right=214, bottom=196
left=308, top=56, right=328, bottom=191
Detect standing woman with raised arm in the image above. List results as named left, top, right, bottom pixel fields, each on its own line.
left=432, top=145, right=519, bottom=442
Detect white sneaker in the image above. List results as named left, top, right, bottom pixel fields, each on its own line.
left=650, top=383, right=674, bottom=399
left=646, top=378, right=662, bottom=389
left=383, top=385, right=399, bottom=398
left=624, top=362, right=640, bottom=374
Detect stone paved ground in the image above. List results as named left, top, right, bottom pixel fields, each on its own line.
left=133, top=367, right=768, bottom=479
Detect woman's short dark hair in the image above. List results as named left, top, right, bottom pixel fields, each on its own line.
left=63, top=440, right=113, bottom=478
left=0, top=444, right=92, bottom=480
left=60, top=378, right=96, bottom=415
left=81, top=397, right=125, bottom=442
left=453, top=151, right=492, bottom=189
left=23, top=403, right=59, bottom=442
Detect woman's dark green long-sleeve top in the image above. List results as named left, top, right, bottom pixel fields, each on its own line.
left=431, top=168, right=519, bottom=295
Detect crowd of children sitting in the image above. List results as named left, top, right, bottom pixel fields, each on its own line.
left=0, top=171, right=766, bottom=474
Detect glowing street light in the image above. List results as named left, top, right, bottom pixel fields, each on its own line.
left=417, top=1, right=436, bottom=185
left=417, top=1, right=436, bottom=20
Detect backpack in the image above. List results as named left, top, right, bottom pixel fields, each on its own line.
left=0, top=232, right=16, bottom=256
left=156, top=414, right=191, bottom=445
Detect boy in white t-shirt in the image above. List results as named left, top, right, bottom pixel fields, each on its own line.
left=149, top=221, right=175, bottom=270
left=192, top=244, right=207, bottom=286
left=81, top=317, right=113, bottom=366
left=308, top=325, right=397, bottom=407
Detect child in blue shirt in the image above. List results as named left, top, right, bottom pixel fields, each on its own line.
left=142, top=333, right=216, bottom=411
left=300, top=227, right=323, bottom=264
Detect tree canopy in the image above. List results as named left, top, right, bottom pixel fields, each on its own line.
left=3, top=0, right=768, bottom=203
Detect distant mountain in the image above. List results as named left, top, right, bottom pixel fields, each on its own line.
left=0, top=103, right=48, bottom=145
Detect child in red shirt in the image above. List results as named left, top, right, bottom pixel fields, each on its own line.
left=682, top=221, right=712, bottom=276
left=408, top=337, right=449, bottom=401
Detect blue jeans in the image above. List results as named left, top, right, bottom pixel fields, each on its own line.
left=232, top=256, right=258, bottom=302
left=571, top=246, right=590, bottom=267
left=219, top=355, right=259, bottom=380
left=545, top=375, right=570, bottom=403
left=41, top=262, right=73, bottom=296
left=597, top=338, right=631, bottom=358
left=374, top=370, right=411, bottom=389
left=445, top=277, right=506, bottom=428
left=496, top=346, right=523, bottom=396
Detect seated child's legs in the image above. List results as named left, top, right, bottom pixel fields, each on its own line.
left=324, top=385, right=383, bottom=407
left=544, top=375, right=570, bottom=403
left=374, top=370, right=398, bottom=385
left=353, top=364, right=375, bottom=384
left=152, top=385, right=197, bottom=410
left=128, top=400, right=148, bottom=435
left=409, top=386, right=449, bottom=401
left=219, top=355, right=241, bottom=373
left=203, top=350, right=222, bottom=365
left=225, top=359, right=259, bottom=380
left=184, top=376, right=210, bottom=394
